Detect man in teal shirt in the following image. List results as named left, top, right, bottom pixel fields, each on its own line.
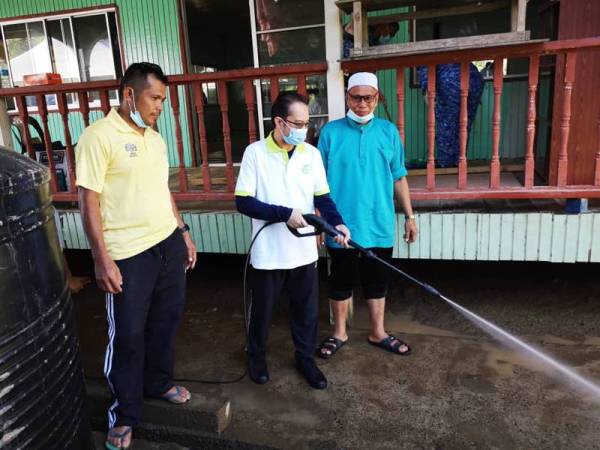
left=317, top=72, right=418, bottom=359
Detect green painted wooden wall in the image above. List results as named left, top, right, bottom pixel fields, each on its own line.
left=57, top=209, right=600, bottom=263
left=0, top=0, right=193, bottom=167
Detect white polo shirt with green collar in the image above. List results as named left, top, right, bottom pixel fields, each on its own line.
left=235, top=133, right=330, bottom=270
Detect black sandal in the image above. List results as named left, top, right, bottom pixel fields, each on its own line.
left=368, top=335, right=411, bottom=356
left=317, top=336, right=347, bottom=359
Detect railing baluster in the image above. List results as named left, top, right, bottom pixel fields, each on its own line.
left=78, top=91, right=90, bottom=127
left=36, top=94, right=58, bottom=193
left=396, top=67, right=405, bottom=143
left=297, top=75, right=307, bottom=97
left=557, top=52, right=577, bottom=187
left=169, top=84, right=188, bottom=193
left=270, top=77, right=280, bottom=103
left=16, top=95, right=34, bottom=159
left=217, top=80, right=235, bottom=191
left=490, top=58, right=504, bottom=189
left=426, top=65, right=436, bottom=191
left=458, top=62, right=469, bottom=189
left=192, top=82, right=211, bottom=192
left=99, top=90, right=111, bottom=117
left=525, top=55, right=540, bottom=189
left=57, top=92, right=76, bottom=193
left=595, top=119, right=600, bottom=186
left=243, top=79, right=258, bottom=143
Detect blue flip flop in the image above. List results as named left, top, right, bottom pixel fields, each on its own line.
left=160, top=385, right=190, bottom=404
left=105, top=426, right=132, bottom=450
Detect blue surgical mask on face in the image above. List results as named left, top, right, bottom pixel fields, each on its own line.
left=347, top=109, right=374, bottom=124
left=378, top=35, right=392, bottom=45
left=282, top=120, right=308, bottom=146
left=129, top=91, right=149, bottom=128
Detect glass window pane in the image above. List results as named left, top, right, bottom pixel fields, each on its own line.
left=258, top=27, right=324, bottom=65
left=46, top=19, right=80, bottom=83
left=4, top=22, right=52, bottom=86
left=72, top=14, right=115, bottom=82
left=255, top=0, right=324, bottom=31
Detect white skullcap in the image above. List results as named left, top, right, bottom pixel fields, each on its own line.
left=347, top=72, right=378, bottom=91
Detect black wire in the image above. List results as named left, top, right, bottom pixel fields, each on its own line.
left=171, top=221, right=275, bottom=384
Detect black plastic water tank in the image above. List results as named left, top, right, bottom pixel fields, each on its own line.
left=0, top=148, right=93, bottom=449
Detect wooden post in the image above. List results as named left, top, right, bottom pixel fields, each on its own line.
left=217, top=80, right=235, bottom=191
left=457, top=62, right=469, bottom=189
left=16, top=96, right=34, bottom=159
left=243, top=79, right=258, bottom=143
left=426, top=65, right=436, bottom=191
left=525, top=55, right=540, bottom=189
left=78, top=91, right=90, bottom=127
left=297, top=75, right=307, bottom=97
left=396, top=68, right=405, bottom=143
left=594, top=119, right=600, bottom=186
left=192, top=82, right=211, bottom=192
left=511, top=0, right=526, bottom=32
left=36, top=94, right=59, bottom=193
left=0, top=98, right=13, bottom=150
left=99, top=90, right=111, bottom=117
left=270, top=77, right=280, bottom=104
left=169, top=84, right=188, bottom=193
left=557, top=52, right=577, bottom=187
left=57, top=92, right=77, bottom=193
left=490, top=58, right=503, bottom=189
left=352, top=1, right=368, bottom=52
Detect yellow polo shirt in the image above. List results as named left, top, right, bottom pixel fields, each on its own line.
left=76, top=109, right=177, bottom=260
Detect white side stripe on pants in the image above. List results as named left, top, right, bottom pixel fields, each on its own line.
left=104, top=293, right=118, bottom=428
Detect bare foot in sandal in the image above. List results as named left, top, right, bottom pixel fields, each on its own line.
left=160, top=385, right=191, bottom=404
left=368, top=333, right=411, bottom=355
left=317, top=335, right=348, bottom=359
left=105, top=426, right=132, bottom=450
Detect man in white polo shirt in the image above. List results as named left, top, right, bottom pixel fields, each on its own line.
left=235, top=92, right=349, bottom=389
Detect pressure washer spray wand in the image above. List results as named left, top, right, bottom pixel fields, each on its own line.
left=300, top=214, right=600, bottom=399
left=301, top=214, right=441, bottom=298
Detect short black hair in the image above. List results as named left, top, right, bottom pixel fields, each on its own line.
left=390, top=22, right=400, bottom=34
left=270, top=92, right=308, bottom=123
left=119, top=62, right=168, bottom=96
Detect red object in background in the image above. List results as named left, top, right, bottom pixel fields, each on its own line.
left=23, top=73, right=62, bottom=86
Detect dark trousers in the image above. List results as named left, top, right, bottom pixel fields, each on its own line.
left=104, top=229, right=187, bottom=428
left=248, top=261, right=319, bottom=362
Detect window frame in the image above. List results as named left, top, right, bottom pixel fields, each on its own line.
left=0, top=6, right=125, bottom=113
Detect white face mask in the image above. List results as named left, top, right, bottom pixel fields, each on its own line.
left=347, top=109, right=374, bottom=124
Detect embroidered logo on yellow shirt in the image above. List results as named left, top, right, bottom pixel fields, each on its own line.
left=124, top=143, right=138, bottom=157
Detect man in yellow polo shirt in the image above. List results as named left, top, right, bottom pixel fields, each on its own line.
left=76, top=62, right=197, bottom=450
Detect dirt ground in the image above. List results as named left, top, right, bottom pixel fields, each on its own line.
left=68, top=251, right=600, bottom=450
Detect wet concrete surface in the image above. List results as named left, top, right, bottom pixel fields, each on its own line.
left=68, top=251, right=600, bottom=450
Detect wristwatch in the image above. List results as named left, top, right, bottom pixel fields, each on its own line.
left=405, top=214, right=416, bottom=220
left=179, top=223, right=190, bottom=234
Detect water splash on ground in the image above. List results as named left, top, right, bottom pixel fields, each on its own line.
left=439, top=294, right=600, bottom=399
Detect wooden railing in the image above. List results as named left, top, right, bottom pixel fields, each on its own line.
left=0, top=63, right=327, bottom=202
left=2, top=38, right=600, bottom=203
left=342, top=37, right=600, bottom=200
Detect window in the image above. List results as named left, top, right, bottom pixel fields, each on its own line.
left=253, top=0, right=327, bottom=141
left=255, top=0, right=325, bottom=66
left=0, top=9, right=123, bottom=111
